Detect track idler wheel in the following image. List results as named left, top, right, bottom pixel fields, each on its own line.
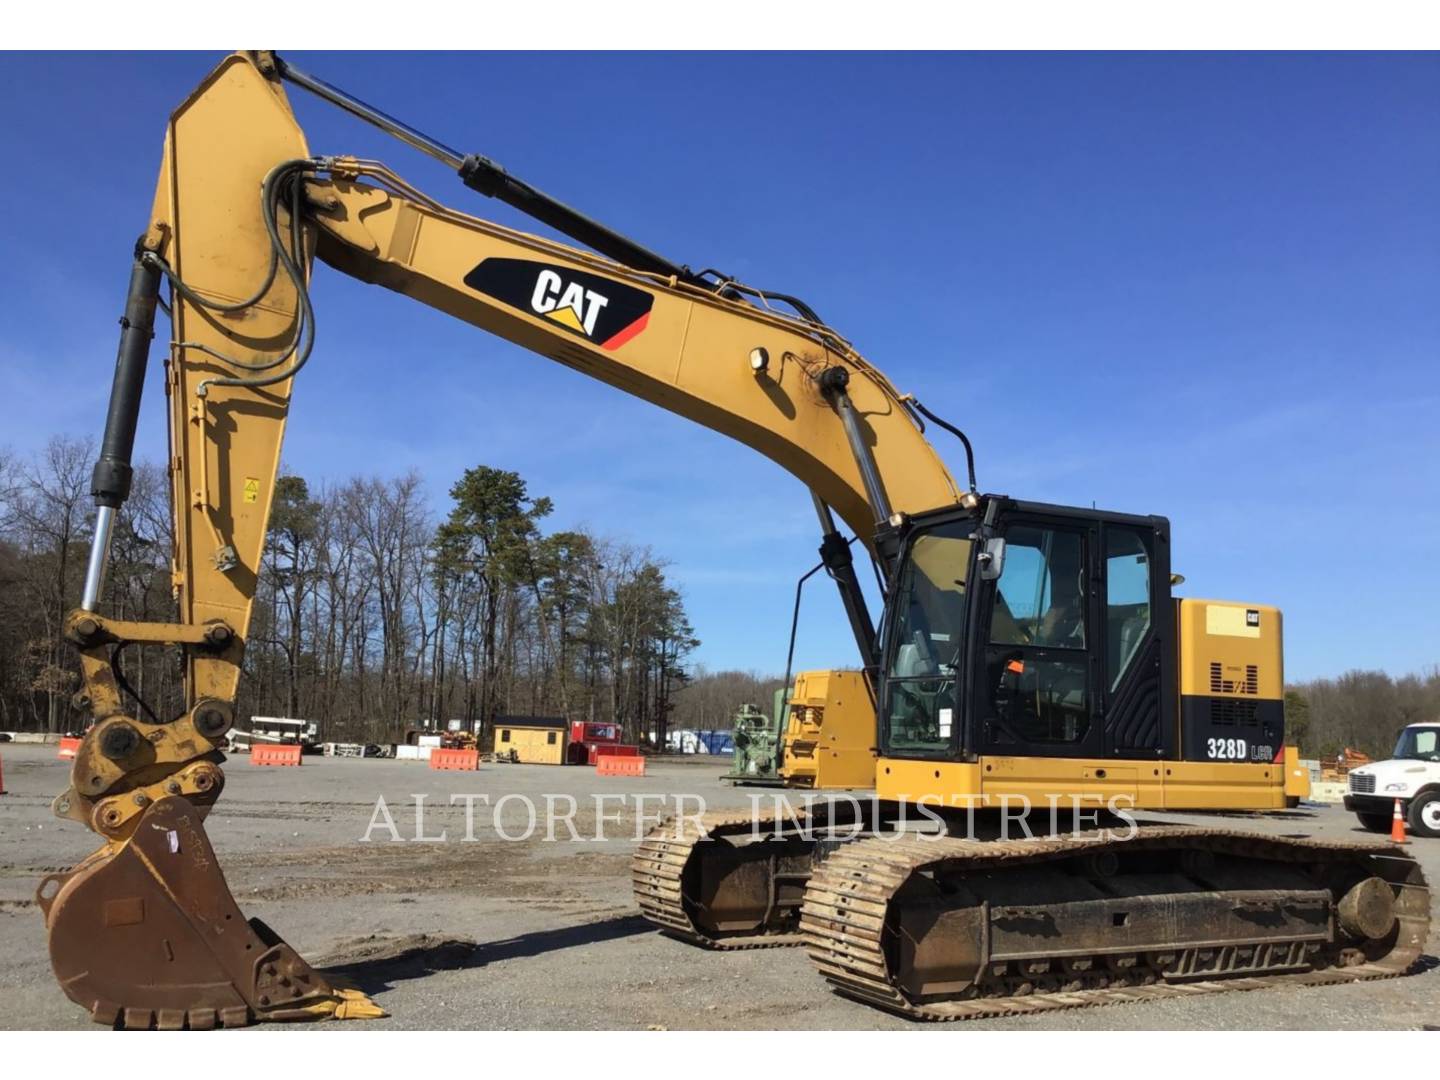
left=38, top=796, right=384, bottom=1029
left=1337, top=876, right=1397, bottom=942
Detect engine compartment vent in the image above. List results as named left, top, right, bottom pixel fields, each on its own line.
left=1209, top=662, right=1260, bottom=696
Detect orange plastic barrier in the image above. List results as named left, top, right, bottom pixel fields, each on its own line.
left=57, top=737, right=82, bottom=760
left=430, top=748, right=480, bottom=771
left=596, top=755, right=646, bottom=778
left=250, top=744, right=303, bottom=767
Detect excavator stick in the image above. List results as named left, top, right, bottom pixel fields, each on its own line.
left=42, top=55, right=385, bottom=1028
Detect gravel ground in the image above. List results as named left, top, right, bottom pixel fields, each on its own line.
left=1, top=742, right=1437, bottom=1030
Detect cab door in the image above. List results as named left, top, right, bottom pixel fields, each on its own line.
left=1097, top=519, right=1174, bottom=759
left=973, top=514, right=1102, bottom=759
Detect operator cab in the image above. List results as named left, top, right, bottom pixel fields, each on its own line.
left=879, top=498, right=1177, bottom=762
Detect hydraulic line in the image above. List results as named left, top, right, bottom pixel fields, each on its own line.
left=780, top=557, right=827, bottom=729
left=143, top=158, right=320, bottom=395
left=273, top=55, right=836, bottom=329
left=906, top=397, right=979, bottom=496
left=274, top=55, right=695, bottom=285
left=193, top=162, right=317, bottom=396
left=147, top=159, right=304, bottom=321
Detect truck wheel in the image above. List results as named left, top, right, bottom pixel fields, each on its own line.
left=1407, top=792, right=1440, bottom=838
left=1356, top=811, right=1392, bottom=833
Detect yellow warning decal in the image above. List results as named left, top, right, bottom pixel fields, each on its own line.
left=1205, top=604, right=1260, bottom=638
left=243, top=477, right=260, bottom=504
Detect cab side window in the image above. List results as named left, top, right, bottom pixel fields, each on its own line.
left=985, top=524, right=1089, bottom=746
left=989, top=526, right=1086, bottom=649
left=1105, top=527, right=1152, bottom=690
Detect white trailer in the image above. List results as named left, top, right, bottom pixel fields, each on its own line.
left=225, top=717, right=319, bottom=754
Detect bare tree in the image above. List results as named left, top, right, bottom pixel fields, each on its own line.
left=10, top=437, right=93, bottom=731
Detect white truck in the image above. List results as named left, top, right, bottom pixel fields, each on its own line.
left=1344, top=722, right=1440, bottom=837
left=224, top=716, right=319, bottom=754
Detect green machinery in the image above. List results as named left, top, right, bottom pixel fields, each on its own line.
left=723, top=688, right=789, bottom=786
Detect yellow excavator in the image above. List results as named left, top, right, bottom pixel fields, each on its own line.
left=44, top=52, right=1427, bottom=1029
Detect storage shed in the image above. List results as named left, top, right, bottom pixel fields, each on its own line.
left=492, top=716, right=569, bottom=765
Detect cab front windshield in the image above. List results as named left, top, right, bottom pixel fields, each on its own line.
left=882, top=519, right=975, bottom=754
left=1394, top=727, right=1440, bottom=762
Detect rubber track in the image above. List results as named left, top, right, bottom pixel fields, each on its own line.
left=631, top=807, right=818, bottom=950
left=801, top=826, right=1431, bottom=1022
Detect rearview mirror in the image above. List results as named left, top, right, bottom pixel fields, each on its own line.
left=978, top=537, right=1006, bottom=581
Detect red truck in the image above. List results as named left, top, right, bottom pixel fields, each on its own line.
left=567, top=721, right=639, bottom=765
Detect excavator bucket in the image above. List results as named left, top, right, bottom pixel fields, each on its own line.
left=38, top=796, right=383, bottom=1029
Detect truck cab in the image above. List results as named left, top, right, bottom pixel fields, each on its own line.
left=1345, top=723, right=1440, bottom=837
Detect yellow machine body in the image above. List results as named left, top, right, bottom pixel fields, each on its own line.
left=780, top=670, right=875, bottom=790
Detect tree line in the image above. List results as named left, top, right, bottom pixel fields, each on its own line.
left=13, top=435, right=1422, bottom=759
left=0, top=436, right=775, bottom=746
left=1284, top=669, right=1440, bottom=760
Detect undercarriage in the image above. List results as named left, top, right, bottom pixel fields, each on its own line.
left=631, top=808, right=1430, bottom=1020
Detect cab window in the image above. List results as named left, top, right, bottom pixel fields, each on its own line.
left=984, top=524, right=1089, bottom=746
left=1395, top=727, right=1440, bottom=762
left=989, top=526, right=1086, bottom=649
left=1105, top=527, right=1152, bottom=690
left=882, top=519, right=975, bottom=753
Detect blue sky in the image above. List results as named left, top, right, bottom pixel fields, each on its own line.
left=1, top=52, right=1436, bottom=682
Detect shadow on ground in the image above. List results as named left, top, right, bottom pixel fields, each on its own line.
left=319, top=915, right=654, bottom=995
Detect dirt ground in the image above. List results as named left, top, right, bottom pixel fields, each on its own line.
left=1, top=742, right=1437, bottom=1030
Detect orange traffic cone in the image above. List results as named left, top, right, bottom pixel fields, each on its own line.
left=1391, top=798, right=1407, bottom=843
